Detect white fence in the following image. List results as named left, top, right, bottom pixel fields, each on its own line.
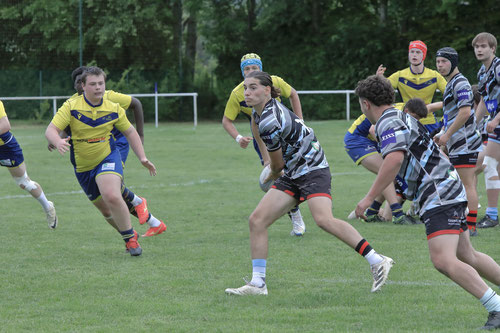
left=0, top=90, right=356, bottom=126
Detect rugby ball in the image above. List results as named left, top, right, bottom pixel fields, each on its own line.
left=259, top=165, right=274, bottom=192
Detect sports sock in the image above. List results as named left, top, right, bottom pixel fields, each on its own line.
left=390, top=203, right=404, bottom=218
left=467, top=210, right=477, bottom=230
left=355, top=239, right=383, bottom=265
left=120, top=228, right=135, bottom=242
left=147, top=214, right=161, bottom=228
left=121, top=186, right=135, bottom=203
left=486, top=207, right=498, bottom=220
left=35, top=192, right=52, bottom=211
left=366, top=201, right=382, bottom=216
left=480, top=288, right=500, bottom=312
left=131, top=196, right=143, bottom=207
left=290, top=205, right=299, bottom=213
left=250, top=259, right=266, bottom=287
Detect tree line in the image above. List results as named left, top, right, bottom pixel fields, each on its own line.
left=0, top=0, right=499, bottom=121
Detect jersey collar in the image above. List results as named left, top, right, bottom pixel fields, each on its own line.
left=83, top=93, right=104, bottom=108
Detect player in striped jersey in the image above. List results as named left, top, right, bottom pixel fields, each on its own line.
left=355, top=74, right=500, bottom=330
left=225, top=71, right=393, bottom=296
left=434, top=47, right=482, bottom=236
left=473, top=33, right=500, bottom=229
left=222, top=53, right=306, bottom=236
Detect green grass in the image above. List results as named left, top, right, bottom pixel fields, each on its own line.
left=1, top=120, right=499, bottom=332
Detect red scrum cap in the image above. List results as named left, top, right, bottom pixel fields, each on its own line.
left=409, top=40, right=427, bottom=60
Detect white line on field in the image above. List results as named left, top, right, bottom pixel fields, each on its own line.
left=0, top=179, right=214, bottom=200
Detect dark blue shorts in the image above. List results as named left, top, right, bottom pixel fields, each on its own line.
left=75, top=149, right=124, bottom=202
left=0, top=133, right=24, bottom=168
left=344, top=137, right=379, bottom=165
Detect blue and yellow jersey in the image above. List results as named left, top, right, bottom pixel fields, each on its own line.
left=344, top=114, right=376, bottom=142
left=52, top=94, right=132, bottom=172
left=224, top=75, right=292, bottom=120
left=387, top=67, right=447, bottom=125
left=0, top=101, right=13, bottom=146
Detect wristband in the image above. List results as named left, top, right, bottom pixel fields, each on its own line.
left=235, top=134, right=243, bottom=143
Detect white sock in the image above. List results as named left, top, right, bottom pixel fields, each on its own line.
left=36, top=192, right=51, bottom=211
left=365, top=249, right=383, bottom=266
left=131, top=195, right=142, bottom=207
left=147, top=214, right=161, bottom=227
left=481, top=288, right=500, bottom=312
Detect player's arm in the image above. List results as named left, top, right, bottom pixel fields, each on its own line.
left=45, top=123, right=70, bottom=155
left=121, top=125, right=156, bottom=176
left=475, top=97, right=488, bottom=126
left=427, top=102, right=443, bottom=113
left=251, top=115, right=271, bottom=166
left=128, top=97, right=145, bottom=144
left=355, top=150, right=404, bottom=219
left=289, top=88, right=303, bottom=119
left=222, top=115, right=252, bottom=148
left=0, top=115, right=11, bottom=134
left=435, top=106, right=471, bottom=146
left=266, top=148, right=285, bottom=181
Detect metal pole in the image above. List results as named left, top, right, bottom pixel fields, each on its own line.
left=79, top=0, right=83, bottom=66
left=193, top=94, right=197, bottom=129
left=155, top=82, right=158, bottom=128
left=53, top=98, right=57, bottom=116
left=346, top=92, right=350, bottom=121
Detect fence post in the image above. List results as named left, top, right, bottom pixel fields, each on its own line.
left=193, top=94, right=198, bottom=129
left=154, top=82, right=158, bottom=128
left=53, top=98, right=57, bottom=116
left=346, top=91, right=351, bottom=121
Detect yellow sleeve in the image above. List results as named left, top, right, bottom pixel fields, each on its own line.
left=272, top=76, right=292, bottom=98
left=223, top=90, right=242, bottom=121
left=114, top=105, right=132, bottom=133
left=51, top=100, right=72, bottom=130
left=436, top=73, right=447, bottom=93
left=386, top=72, right=399, bottom=89
left=0, top=101, right=6, bottom=119
left=106, top=90, right=132, bottom=110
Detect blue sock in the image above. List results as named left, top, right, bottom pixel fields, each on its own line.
left=366, top=201, right=382, bottom=216
left=390, top=203, right=404, bottom=218
left=120, top=228, right=135, bottom=242
left=250, top=259, right=266, bottom=287
left=486, top=207, right=498, bottom=220
left=481, top=288, right=500, bottom=312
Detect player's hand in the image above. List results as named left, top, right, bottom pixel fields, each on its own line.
left=48, top=143, right=56, bottom=152
left=238, top=136, right=253, bottom=148
left=55, top=137, right=71, bottom=155
left=355, top=196, right=372, bottom=221
left=376, top=64, right=386, bottom=76
left=264, top=169, right=283, bottom=183
left=433, top=133, right=449, bottom=146
left=141, top=159, right=157, bottom=176
left=486, top=118, right=499, bottom=133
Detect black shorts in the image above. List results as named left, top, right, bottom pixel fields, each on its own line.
left=421, top=202, right=468, bottom=240
left=449, top=152, right=478, bottom=168
left=272, top=167, right=332, bottom=202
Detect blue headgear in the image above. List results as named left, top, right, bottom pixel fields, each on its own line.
left=240, top=53, right=262, bottom=77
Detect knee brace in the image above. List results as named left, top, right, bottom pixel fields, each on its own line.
left=483, top=156, right=500, bottom=189
left=13, top=171, right=37, bottom=192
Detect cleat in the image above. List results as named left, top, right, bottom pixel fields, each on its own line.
left=477, top=215, right=499, bottom=229
left=46, top=201, right=58, bottom=229
left=392, top=215, right=419, bottom=225
left=289, top=209, right=306, bottom=236
left=125, top=230, right=142, bottom=256
left=125, top=230, right=139, bottom=253
left=365, top=214, right=385, bottom=223
left=469, top=228, right=478, bottom=237
left=481, top=311, right=500, bottom=330
left=370, top=255, right=394, bottom=292
left=347, top=210, right=357, bottom=220
left=142, top=221, right=167, bottom=237
left=225, top=283, right=268, bottom=296
left=135, top=197, right=150, bottom=225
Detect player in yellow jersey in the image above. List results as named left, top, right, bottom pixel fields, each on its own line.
left=0, top=101, right=57, bottom=228
left=222, top=53, right=306, bottom=236
left=69, top=67, right=166, bottom=237
left=45, top=66, right=157, bottom=256
left=377, top=40, right=447, bottom=133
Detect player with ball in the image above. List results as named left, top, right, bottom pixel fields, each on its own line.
left=225, top=71, right=394, bottom=296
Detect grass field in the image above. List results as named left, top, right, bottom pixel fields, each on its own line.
left=1, top=119, right=499, bottom=332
